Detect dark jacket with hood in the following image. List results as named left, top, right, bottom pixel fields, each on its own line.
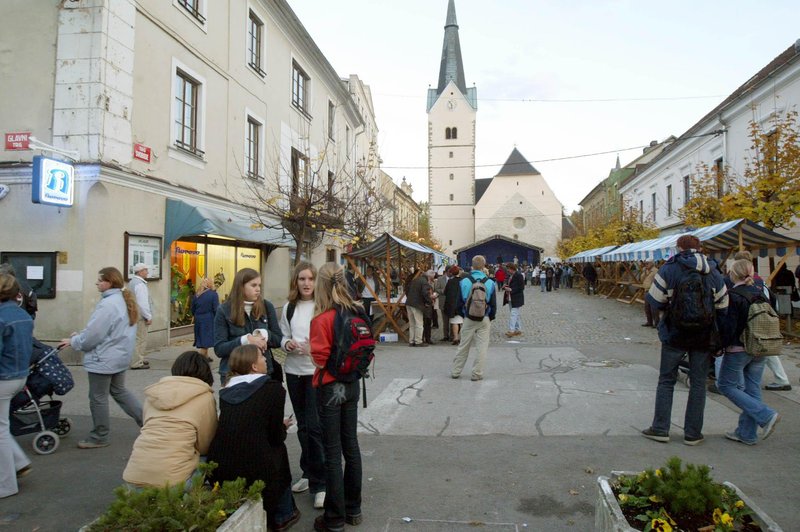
left=720, top=283, right=762, bottom=351
left=207, top=375, right=290, bottom=510
left=646, top=250, right=729, bottom=349
left=508, top=271, right=525, bottom=308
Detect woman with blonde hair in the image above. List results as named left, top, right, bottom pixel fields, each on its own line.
left=718, top=259, right=781, bottom=445
left=279, top=262, right=326, bottom=508
left=310, top=262, right=365, bottom=532
left=59, top=267, right=142, bottom=449
left=213, top=268, right=282, bottom=385
left=208, top=344, right=299, bottom=531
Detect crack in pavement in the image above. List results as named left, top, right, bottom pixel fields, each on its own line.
left=534, top=354, right=575, bottom=436
left=359, top=421, right=380, bottom=435
left=436, top=415, right=451, bottom=437
left=396, top=375, right=424, bottom=406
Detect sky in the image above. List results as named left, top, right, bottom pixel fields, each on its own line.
left=287, top=1, right=800, bottom=213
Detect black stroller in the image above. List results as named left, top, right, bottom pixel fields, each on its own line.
left=10, top=339, right=75, bottom=455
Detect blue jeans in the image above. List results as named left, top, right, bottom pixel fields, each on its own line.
left=651, top=344, right=709, bottom=439
left=718, top=353, right=775, bottom=443
left=509, top=306, right=521, bottom=332
left=317, top=380, right=362, bottom=526
left=286, top=373, right=325, bottom=494
left=269, top=487, right=296, bottom=526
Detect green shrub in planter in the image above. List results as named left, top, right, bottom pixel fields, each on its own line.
left=86, top=462, right=264, bottom=532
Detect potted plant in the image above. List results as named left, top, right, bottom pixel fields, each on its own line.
left=81, top=463, right=265, bottom=531
left=595, top=456, right=783, bottom=532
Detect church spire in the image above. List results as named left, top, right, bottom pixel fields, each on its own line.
left=437, top=0, right=467, bottom=96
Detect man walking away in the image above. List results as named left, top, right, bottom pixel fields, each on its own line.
left=451, top=256, right=497, bottom=381
left=583, top=262, right=597, bottom=295
left=642, top=235, right=728, bottom=445
left=129, top=263, right=153, bottom=369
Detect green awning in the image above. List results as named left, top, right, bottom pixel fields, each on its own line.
left=164, top=199, right=293, bottom=251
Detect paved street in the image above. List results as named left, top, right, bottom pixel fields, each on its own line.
left=2, top=285, right=799, bottom=531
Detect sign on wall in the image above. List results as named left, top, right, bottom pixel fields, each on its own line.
left=5, top=132, right=31, bottom=150
left=124, top=232, right=162, bottom=280
left=31, top=155, right=74, bottom=207
left=133, top=143, right=152, bottom=162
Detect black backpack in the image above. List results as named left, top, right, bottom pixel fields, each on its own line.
left=669, top=267, right=715, bottom=333
left=321, top=306, right=376, bottom=383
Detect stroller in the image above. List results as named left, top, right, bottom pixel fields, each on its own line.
left=10, top=338, right=75, bottom=455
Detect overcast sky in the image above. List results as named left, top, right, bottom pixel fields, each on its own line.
left=287, top=0, right=799, bottom=212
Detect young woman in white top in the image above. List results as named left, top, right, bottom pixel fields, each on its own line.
left=279, top=262, right=325, bottom=509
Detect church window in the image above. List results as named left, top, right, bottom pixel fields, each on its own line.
left=451, top=127, right=457, bottom=139
left=449, top=240, right=453, bottom=246
left=449, top=173, right=454, bottom=180
left=513, top=234, right=518, bottom=240
left=449, top=151, right=453, bottom=158
left=445, top=127, right=451, bottom=139
left=513, top=217, right=526, bottom=229
left=449, top=194, right=454, bottom=201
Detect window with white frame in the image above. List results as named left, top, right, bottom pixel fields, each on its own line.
left=245, top=114, right=262, bottom=179
left=291, top=148, right=308, bottom=195
left=292, top=61, right=309, bottom=113
left=247, top=10, right=265, bottom=76
left=683, top=175, right=690, bottom=205
left=666, top=184, right=672, bottom=216
left=639, top=200, right=644, bottom=223
left=328, top=101, right=335, bottom=140
left=177, top=0, right=205, bottom=24
left=651, top=192, right=656, bottom=222
left=174, top=68, right=203, bottom=156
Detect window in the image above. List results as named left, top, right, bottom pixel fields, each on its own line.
left=683, top=175, right=690, bottom=205
left=245, top=115, right=262, bottom=179
left=291, top=61, right=309, bottom=113
left=178, top=0, right=205, bottom=24
left=666, top=184, right=672, bottom=216
left=449, top=173, right=454, bottom=180
left=445, top=127, right=451, bottom=139
left=451, top=127, right=457, bottom=139
left=449, top=240, right=453, bottom=246
left=449, top=193, right=454, bottom=201
left=326, top=248, right=336, bottom=263
left=639, top=200, right=643, bottom=223
left=174, top=69, right=203, bottom=156
left=714, top=157, right=724, bottom=198
left=247, top=10, right=265, bottom=76
left=328, top=101, right=335, bottom=140
left=449, top=151, right=453, bottom=158
left=291, top=148, right=308, bottom=195
left=766, top=130, right=778, bottom=176
left=651, top=193, right=656, bottom=222
left=345, top=125, right=351, bottom=159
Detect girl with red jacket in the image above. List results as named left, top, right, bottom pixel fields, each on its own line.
left=310, top=263, right=364, bottom=532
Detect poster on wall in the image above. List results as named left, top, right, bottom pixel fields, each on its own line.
left=124, top=232, right=162, bottom=280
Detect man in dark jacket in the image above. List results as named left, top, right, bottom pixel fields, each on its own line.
left=583, top=262, right=597, bottom=295
left=405, top=270, right=434, bottom=347
left=642, top=235, right=728, bottom=446
left=504, top=263, right=525, bottom=337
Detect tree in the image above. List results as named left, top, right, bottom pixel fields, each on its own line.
left=677, top=162, right=731, bottom=228
left=726, top=109, right=800, bottom=230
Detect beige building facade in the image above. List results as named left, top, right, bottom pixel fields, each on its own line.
left=0, top=0, right=383, bottom=345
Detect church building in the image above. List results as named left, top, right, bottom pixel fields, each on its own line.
left=427, top=0, right=564, bottom=259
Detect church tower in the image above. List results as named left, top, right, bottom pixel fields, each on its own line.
left=427, top=0, right=477, bottom=254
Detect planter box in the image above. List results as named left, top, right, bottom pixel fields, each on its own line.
left=80, top=498, right=265, bottom=531
left=595, top=471, right=783, bottom=532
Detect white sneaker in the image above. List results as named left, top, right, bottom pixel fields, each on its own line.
left=314, top=491, right=326, bottom=509
left=291, top=478, right=309, bottom=493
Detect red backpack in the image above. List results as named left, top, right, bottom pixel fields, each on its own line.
left=322, top=306, right=376, bottom=383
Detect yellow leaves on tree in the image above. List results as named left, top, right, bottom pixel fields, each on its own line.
left=557, top=201, right=658, bottom=259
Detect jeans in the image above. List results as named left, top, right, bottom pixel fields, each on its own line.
left=540, top=277, right=546, bottom=292
left=87, top=371, right=143, bottom=443
left=509, top=306, right=521, bottom=332
left=0, top=378, right=29, bottom=498
left=268, top=487, right=297, bottom=527
left=361, top=298, right=375, bottom=320
left=651, top=344, right=709, bottom=439
left=286, top=373, right=325, bottom=494
left=451, top=316, right=491, bottom=378
left=317, top=380, right=362, bottom=526
left=718, top=353, right=775, bottom=443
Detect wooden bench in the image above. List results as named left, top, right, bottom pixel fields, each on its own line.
left=615, top=281, right=645, bottom=305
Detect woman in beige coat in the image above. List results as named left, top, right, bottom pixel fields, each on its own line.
left=123, top=351, right=217, bottom=488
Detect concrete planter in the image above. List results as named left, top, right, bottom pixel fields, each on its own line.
left=595, top=471, right=783, bottom=532
left=80, top=498, right=265, bottom=531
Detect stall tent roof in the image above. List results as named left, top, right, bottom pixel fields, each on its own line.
left=164, top=198, right=294, bottom=251
left=345, top=233, right=453, bottom=268
left=567, top=245, right=619, bottom=263
left=601, top=219, right=800, bottom=262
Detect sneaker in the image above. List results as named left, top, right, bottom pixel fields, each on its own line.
left=683, top=435, right=705, bottom=446
left=760, top=413, right=781, bottom=440
left=16, top=465, right=32, bottom=478
left=764, top=383, right=792, bottom=391
left=505, top=331, right=515, bottom=337
left=130, top=361, right=150, bottom=370
left=417, top=343, right=430, bottom=348
left=78, top=439, right=110, bottom=449
left=641, top=428, right=669, bottom=443
left=408, top=343, right=416, bottom=347
left=450, top=373, right=460, bottom=379
left=345, top=513, right=363, bottom=526
left=313, top=491, right=325, bottom=509
left=513, top=331, right=523, bottom=336
left=313, top=515, right=344, bottom=532
left=274, top=509, right=301, bottom=531
left=725, top=431, right=756, bottom=446
left=470, top=375, right=483, bottom=381
left=291, top=478, right=309, bottom=493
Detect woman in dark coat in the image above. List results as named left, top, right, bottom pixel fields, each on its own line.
left=443, top=266, right=463, bottom=345
left=208, top=344, right=299, bottom=531
left=191, top=277, right=219, bottom=359
left=504, top=263, right=525, bottom=337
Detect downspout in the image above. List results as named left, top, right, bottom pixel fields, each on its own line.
left=717, top=112, right=728, bottom=185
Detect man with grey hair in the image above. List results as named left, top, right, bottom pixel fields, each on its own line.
left=129, top=263, right=153, bottom=369
left=405, top=269, right=435, bottom=347
left=451, top=255, right=497, bottom=381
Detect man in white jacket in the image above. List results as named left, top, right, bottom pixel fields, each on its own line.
left=129, top=263, right=153, bottom=369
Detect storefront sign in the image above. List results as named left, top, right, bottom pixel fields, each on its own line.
left=31, top=156, right=74, bottom=207
left=133, top=143, right=152, bottom=162
left=5, top=132, right=30, bottom=150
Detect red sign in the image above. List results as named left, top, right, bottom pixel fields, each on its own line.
left=5, top=132, right=31, bottom=150
left=133, top=143, right=152, bottom=163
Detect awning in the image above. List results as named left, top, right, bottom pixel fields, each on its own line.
left=567, top=245, right=619, bottom=263
left=346, top=232, right=452, bottom=268
left=164, top=198, right=294, bottom=251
